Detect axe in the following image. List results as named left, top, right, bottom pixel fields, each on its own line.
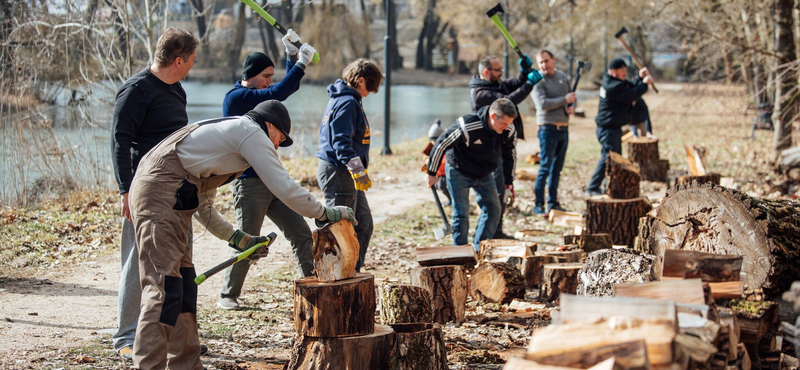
left=486, top=3, right=526, bottom=60
left=194, top=232, right=277, bottom=285
left=614, top=27, right=658, bottom=93
left=568, top=60, right=591, bottom=108
left=240, top=0, right=320, bottom=64
left=431, top=187, right=453, bottom=240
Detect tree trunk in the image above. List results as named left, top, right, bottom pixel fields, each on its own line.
left=772, top=0, right=797, bottom=158
left=469, top=262, right=525, bottom=304
left=228, top=1, right=247, bottom=75
left=642, top=183, right=800, bottom=298
left=605, top=151, right=641, bottom=199
left=586, top=197, right=653, bottom=247
left=676, top=173, right=721, bottom=188
left=360, top=0, right=370, bottom=58
left=540, top=263, right=582, bottom=303
left=293, top=273, right=375, bottom=337
left=287, top=324, right=395, bottom=370
left=312, top=220, right=359, bottom=282
left=388, top=323, right=448, bottom=370
left=410, top=265, right=467, bottom=324
left=576, top=248, right=655, bottom=297
left=377, top=284, right=432, bottom=325
left=188, top=0, right=210, bottom=66
left=563, top=234, right=613, bottom=253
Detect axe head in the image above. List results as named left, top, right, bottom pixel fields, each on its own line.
left=614, top=26, right=629, bottom=39
left=578, top=61, right=592, bottom=72
left=486, top=2, right=507, bottom=18
left=433, top=224, right=454, bottom=240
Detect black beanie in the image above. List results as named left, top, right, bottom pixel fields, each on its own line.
left=608, top=58, right=627, bottom=70
left=250, top=100, right=293, bottom=147
left=242, top=52, right=274, bottom=81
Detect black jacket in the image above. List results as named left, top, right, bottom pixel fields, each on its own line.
left=595, top=72, right=649, bottom=129
left=469, top=72, right=532, bottom=139
left=426, top=106, right=516, bottom=184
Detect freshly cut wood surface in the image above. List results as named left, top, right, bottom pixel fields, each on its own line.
left=312, top=220, right=359, bottom=282
left=614, top=279, right=706, bottom=305
left=377, top=283, right=432, bottom=325
left=469, top=262, right=525, bottom=304
left=505, top=352, right=628, bottom=370
left=548, top=209, right=585, bottom=227
left=518, top=255, right=557, bottom=288
left=685, top=145, right=708, bottom=176
left=708, top=280, right=744, bottom=299
left=286, top=324, right=394, bottom=370
left=674, top=332, right=718, bottom=365
left=539, top=263, right=582, bottom=303
left=563, top=233, right=613, bottom=253
left=411, top=265, right=468, bottom=324
left=586, top=197, right=652, bottom=247
left=535, top=249, right=584, bottom=263
left=293, top=273, right=375, bottom=337
left=662, top=249, right=743, bottom=282
left=478, top=239, right=536, bottom=261
left=675, top=173, right=721, bottom=187
left=605, top=151, right=641, bottom=199
left=388, top=323, right=448, bottom=370
left=559, top=294, right=678, bottom=327
left=416, top=245, right=477, bottom=267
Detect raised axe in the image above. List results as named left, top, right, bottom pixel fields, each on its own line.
left=568, top=60, right=592, bottom=108
left=240, top=0, right=320, bottom=64
left=614, top=26, right=658, bottom=93
left=431, top=187, right=453, bottom=240
left=486, top=3, right=526, bottom=60
left=194, top=232, right=277, bottom=285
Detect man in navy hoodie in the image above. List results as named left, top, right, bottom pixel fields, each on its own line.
left=316, top=58, right=383, bottom=272
left=218, top=30, right=318, bottom=311
left=585, top=58, right=653, bottom=196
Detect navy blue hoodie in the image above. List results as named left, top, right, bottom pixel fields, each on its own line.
left=316, top=79, right=371, bottom=170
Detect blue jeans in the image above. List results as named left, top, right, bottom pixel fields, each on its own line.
left=587, top=126, right=623, bottom=192
left=631, top=98, right=652, bottom=137
left=446, top=163, right=501, bottom=251
left=535, top=125, right=569, bottom=209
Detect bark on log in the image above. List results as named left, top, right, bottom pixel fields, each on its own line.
left=469, top=262, right=526, bottom=304
left=662, top=249, right=743, bottom=282
left=641, top=183, right=800, bottom=297
left=675, top=173, right=721, bottom=188
left=411, top=265, right=468, bottom=324
left=377, top=283, right=433, bottom=325
left=416, top=245, right=477, bottom=268
left=626, top=137, right=661, bottom=163
left=312, top=220, right=359, bottom=282
left=540, top=263, right=582, bottom=303
left=388, top=323, right=448, bottom=370
left=293, top=273, right=375, bottom=337
left=517, top=255, right=557, bottom=288
left=586, top=197, right=653, bottom=247
left=576, top=248, right=655, bottom=297
left=636, top=159, right=670, bottom=183
left=563, top=234, right=613, bottom=253
left=606, top=151, right=641, bottom=199
left=286, top=324, right=395, bottom=370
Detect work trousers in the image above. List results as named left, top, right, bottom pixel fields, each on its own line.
left=534, top=125, right=569, bottom=209
left=112, top=218, right=139, bottom=351
left=586, top=126, right=623, bottom=193
left=447, top=163, right=501, bottom=251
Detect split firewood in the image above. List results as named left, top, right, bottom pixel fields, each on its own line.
left=662, top=249, right=743, bottom=282
left=577, top=248, right=655, bottom=297
left=586, top=197, right=652, bottom=247
left=515, top=255, right=557, bottom=288
left=293, top=272, right=376, bottom=337
left=478, top=239, right=536, bottom=262
left=718, top=307, right=741, bottom=361
left=563, top=233, right=613, bottom=253
left=377, top=283, right=432, bottom=325
left=503, top=355, right=623, bottom=370
left=286, top=324, right=394, bottom=370
left=674, top=332, right=718, bottom=365
left=312, top=220, right=360, bottom=282
left=539, top=263, right=582, bottom=303
left=675, top=173, right=721, bottom=188
left=411, top=265, right=468, bottom=324
left=605, top=151, right=641, bottom=199
left=548, top=209, right=585, bottom=227
left=526, top=152, right=541, bottom=165
left=559, top=294, right=679, bottom=328
left=684, top=145, right=708, bottom=176
left=707, top=280, right=744, bottom=299
left=388, top=323, right=448, bottom=370
left=469, top=262, right=525, bottom=304
left=614, top=279, right=706, bottom=305
left=516, top=168, right=538, bottom=181
left=416, top=245, right=477, bottom=268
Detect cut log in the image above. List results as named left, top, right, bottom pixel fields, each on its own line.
left=685, top=145, right=708, bottom=176
left=416, top=245, right=477, bottom=268
left=605, top=151, right=641, bottom=199
left=293, top=273, right=375, bottom=337
left=286, top=324, right=395, bottom=370
left=563, top=233, right=613, bottom=253
left=377, top=284, right=432, bottom=325
left=641, top=183, right=800, bottom=298
left=469, top=262, right=526, bottom=304
left=388, top=323, right=448, bottom=370
left=312, top=220, right=360, bottom=282
left=517, top=255, right=557, bottom=288
left=576, top=248, right=655, bottom=297
left=662, top=249, right=743, bottom=282
left=718, top=307, right=741, bottom=362
left=614, top=279, right=706, bottom=305
left=540, top=263, right=582, bottom=303
left=627, top=137, right=661, bottom=163
left=636, top=159, right=670, bottom=183
left=559, top=294, right=679, bottom=327
left=516, top=168, right=538, bottom=181
left=478, top=239, right=536, bottom=262
left=708, top=281, right=744, bottom=299
left=675, top=173, right=721, bottom=187
left=523, top=340, right=648, bottom=370
left=586, top=197, right=653, bottom=247
left=548, top=209, right=585, bottom=227
left=535, top=249, right=584, bottom=263
left=410, top=265, right=468, bottom=324
left=675, top=332, right=718, bottom=365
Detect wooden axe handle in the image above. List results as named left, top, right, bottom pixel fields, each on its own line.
left=616, top=37, right=659, bottom=94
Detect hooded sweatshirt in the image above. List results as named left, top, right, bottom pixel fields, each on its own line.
left=595, top=72, right=649, bottom=129
left=316, top=79, right=371, bottom=170
left=469, top=71, right=532, bottom=139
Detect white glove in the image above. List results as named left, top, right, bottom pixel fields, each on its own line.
left=282, top=28, right=301, bottom=55
left=298, top=43, right=316, bottom=66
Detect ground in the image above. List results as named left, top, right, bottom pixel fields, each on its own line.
left=0, top=82, right=791, bottom=369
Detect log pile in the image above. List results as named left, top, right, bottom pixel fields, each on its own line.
left=576, top=248, right=655, bottom=297
left=626, top=137, right=669, bottom=182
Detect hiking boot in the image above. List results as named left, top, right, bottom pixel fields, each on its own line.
left=217, top=297, right=240, bottom=310
left=493, top=232, right=516, bottom=240
left=118, top=346, right=133, bottom=361
left=584, top=189, right=603, bottom=197
left=533, top=204, right=547, bottom=217
left=200, top=344, right=208, bottom=355
left=548, top=204, right=567, bottom=213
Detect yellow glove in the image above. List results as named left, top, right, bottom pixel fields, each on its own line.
left=346, top=157, right=372, bottom=191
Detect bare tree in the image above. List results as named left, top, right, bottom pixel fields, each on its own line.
left=772, top=0, right=797, bottom=157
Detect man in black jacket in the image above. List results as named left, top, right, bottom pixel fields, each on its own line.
left=469, top=55, right=542, bottom=238
left=585, top=58, right=653, bottom=196
left=425, top=99, right=517, bottom=251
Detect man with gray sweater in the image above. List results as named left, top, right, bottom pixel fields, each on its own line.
left=531, top=50, right=576, bottom=215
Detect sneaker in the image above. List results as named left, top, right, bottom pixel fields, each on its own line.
left=493, top=232, right=516, bottom=240
left=200, top=344, right=208, bottom=355
left=548, top=204, right=567, bottom=213
left=118, top=346, right=133, bottom=361
left=217, top=297, right=240, bottom=310
left=584, top=189, right=603, bottom=197
left=533, top=204, right=547, bottom=216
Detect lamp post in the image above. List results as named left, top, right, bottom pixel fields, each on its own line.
left=382, top=0, right=393, bottom=155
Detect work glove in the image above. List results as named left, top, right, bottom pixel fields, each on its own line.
left=346, top=157, right=372, bottom=191
left=319, top=206, right=358, bottom=225
left=282, top=28, right=301, bottom=55
left=526, top=69, right=543, bottom=86
left=504, top=184, right=515, bottom=207
left=519, top=55, right=533, bottom=73
left=298, top=43, right=316, bottom=66
left=228, top=229, right=271, bottom=260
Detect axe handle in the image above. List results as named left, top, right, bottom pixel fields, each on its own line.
left=431, top=187, right=451, bottom=230
left=489, top=15, right=525, bottom=59
left=239, top=0, right=320, bottom=64
left=567, top=67, right=582, bottom=108
left=194, top=232, right=277, bottom=285
left=616, top=37, right=659, bottom=94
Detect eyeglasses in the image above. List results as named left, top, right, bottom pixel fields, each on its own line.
left=489, top=68, right=504, bottom=72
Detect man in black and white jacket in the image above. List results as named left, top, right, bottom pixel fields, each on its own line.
left=425, top=98, right=517, bottom=251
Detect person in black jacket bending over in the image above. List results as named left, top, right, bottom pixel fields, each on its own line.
left=469, top=55, right=542, bottom=239
left=425, top=98, right=517, bottom=252
left=585, top=58, right=653, bottom=196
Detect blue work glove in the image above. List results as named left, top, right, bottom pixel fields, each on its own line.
left=526, top=69, right=543, bottom=86
left=519, top=55, right=533, bottom=72
left=228, top=229, right=271, bottom=260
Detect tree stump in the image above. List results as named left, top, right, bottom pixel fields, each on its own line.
left=469, top=262, right=526, bottom=304
left=286, top=324, right=395, bottom=370
left=535, top=249, right=584, bottom=263
left=635, top=159, right=669, bottom=183
left=563, top=233, right=613, bottom=253
left=377, top=283, right=433, bottom=325
left=676, top=173, right=721, bottom=188
left=517, top=255, right=557, bottom=288
left=641, top=183, right=800, bottom=297
left=576, top=248, right=655, bottom=297
left=416, top=245, right=477, bottom=268
left=586, top=197, right=652, bottom=247
left=388, top=323, right=448, bottom=370
left=411, top=265, right=468, bottom=324
left=626, top=137, right=660, bottom=163
left=312, top=220, right=360, bottom=282
left=540, top=263, right=582, bottom=303
left=605, top=151, right=641, bottom=199
left=294, top=273, right=375, bottom=337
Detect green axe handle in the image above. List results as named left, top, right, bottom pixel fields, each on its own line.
left=194, top=232, right=278, bottom=285
left=239, top=0, right=320, bottom=64
left=488, top=14, right=525, bottom=60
